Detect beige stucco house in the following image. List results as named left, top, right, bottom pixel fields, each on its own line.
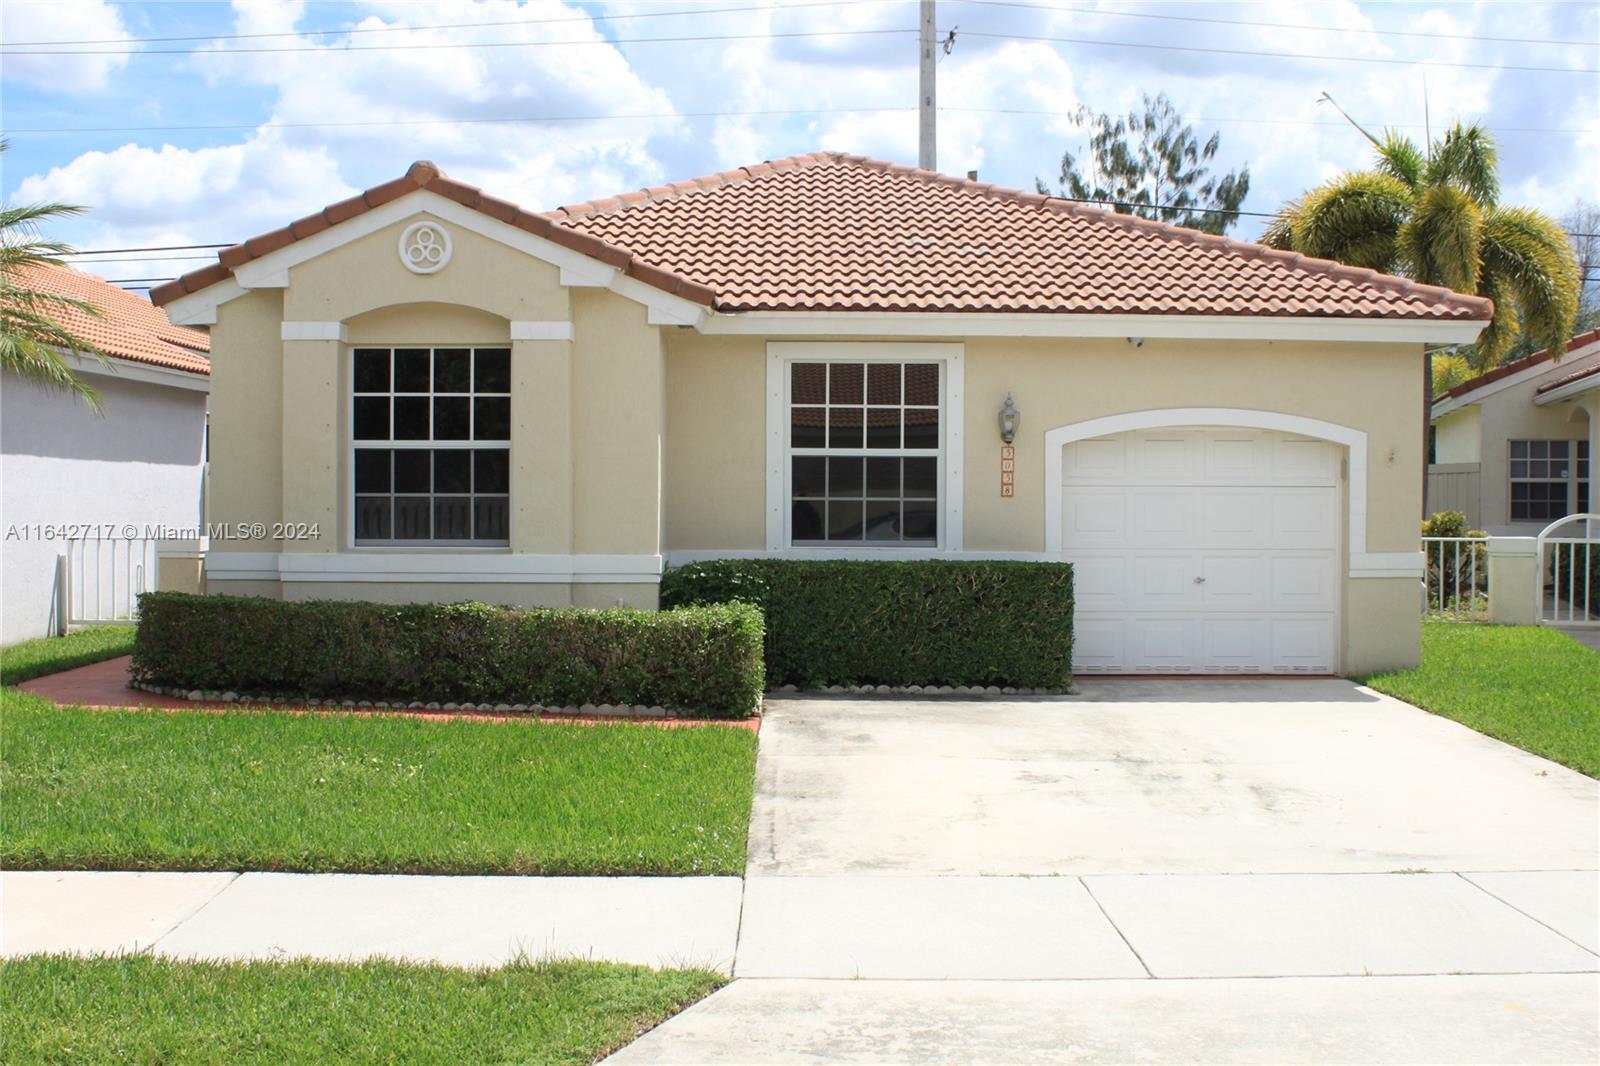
left=151, top=154, right=1492, bottom=676
left=1428, top=329, right=1598, bottom=535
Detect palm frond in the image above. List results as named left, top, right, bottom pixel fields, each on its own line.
left=1259, top=197, right=1301, bottom=250
left=1371, top=130, right=1425, bottom=192
left=1464, top=273, right=1520, bottom=372
left=1397, top=185, right=1482, bottom=293
left=1425, top=123, right=1499, bottom=207
left=1479, top=206, right=1579, bottom=364
left=1286, top=171, right=1413, bottom=271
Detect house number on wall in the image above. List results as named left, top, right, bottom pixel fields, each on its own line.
left=399, top=221, right=452, bottom=274
left=1000, top=445, right=1015, bottom=497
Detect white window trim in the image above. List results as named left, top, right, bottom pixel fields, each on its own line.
left=766, top=342, right=964, bottom=553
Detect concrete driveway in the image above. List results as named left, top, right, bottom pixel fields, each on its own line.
left=614, top=681, right=1600, bottom=1063
left=748, top=679, right=1598, bottom=876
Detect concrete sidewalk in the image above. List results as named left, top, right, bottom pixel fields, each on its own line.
left=0, top=870, right=742, bottom=972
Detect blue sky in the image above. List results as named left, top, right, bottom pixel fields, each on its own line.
left=3, top=1, right=1597, bottom=291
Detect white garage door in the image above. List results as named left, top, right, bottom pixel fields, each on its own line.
left=1062, top=427, right=1340, bottom=674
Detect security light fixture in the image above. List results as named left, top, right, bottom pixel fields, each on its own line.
left=998, top=392, right=1020, bottom=444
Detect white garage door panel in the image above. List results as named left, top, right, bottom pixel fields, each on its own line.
left=1063, top=428, right=1341, bottom=674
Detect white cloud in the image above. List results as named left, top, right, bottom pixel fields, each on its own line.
left=9, top=0, right=1598, bottom=283
left=0, top=0, right=133, bottom=93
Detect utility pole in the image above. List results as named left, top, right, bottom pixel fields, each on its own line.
left=919, top=0, right=936, bottom=171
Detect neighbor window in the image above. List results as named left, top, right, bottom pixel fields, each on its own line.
left=788, top=361, right=941, bottom=545
left=352, top=346, right=510, bottom=545
left=1509, top=439, right=1587, bottom=522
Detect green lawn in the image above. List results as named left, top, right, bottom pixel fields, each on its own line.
left=1365, top=622, right=1600, bottom=778
left=0, top=626, right=135, bottom=684
left=0, top=687, right=756, bottom=874
left=2, top=955, right=720, bottom=1065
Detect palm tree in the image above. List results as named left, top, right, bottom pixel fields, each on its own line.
left=1, top=143, right=108, bottom=409
left=1264, top=109, right=1578, bottom=370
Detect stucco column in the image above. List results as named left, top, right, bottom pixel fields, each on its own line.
left=1486, top=536, right=1539, bottom=626
left=280, top=337, right=341, bottom=552
left=510, top=338, right=573, bottom=554
left=1586, top=396, right=1599, bottom=511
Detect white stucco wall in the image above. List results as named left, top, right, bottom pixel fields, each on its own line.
left=0, top=368, right=208, bottom=645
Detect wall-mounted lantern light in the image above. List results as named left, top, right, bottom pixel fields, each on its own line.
left=998, top=392, right=1020, bottom=444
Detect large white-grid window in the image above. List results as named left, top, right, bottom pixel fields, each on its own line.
left=352, top=346, right=510, bottom=545
left=787, top=360, right=942, bottom=545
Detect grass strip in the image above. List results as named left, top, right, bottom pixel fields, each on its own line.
left=1, top=627, right=136, bottom=684
left=1364, top=622, right=1600, bottom=778
left=1, top=686, right=757, bottom=874
left=1, top=954, right=720, bottom=1065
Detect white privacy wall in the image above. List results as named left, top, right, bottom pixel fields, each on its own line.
left=1, top=370, right=207, bottom=645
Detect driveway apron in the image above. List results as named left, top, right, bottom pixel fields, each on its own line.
left=614, top=680, right=1600, bottom=1063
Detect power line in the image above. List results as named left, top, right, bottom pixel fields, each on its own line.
left=12, top=106, right=1593, bottom=138
left=955, top=0, right=1598, bottom=49
left=8, top=106, right=918, bottom=136
left=62, top=243, right=231, bottom=255
left=0, top=25, right=915, bottom=57
left=4, top=1, right=889, bottom=47
left=6, top=17, right=1592, bottom=75
left=945, top=107, right=1594, bottom=137
left=958, top=29, right=1596, bottom=75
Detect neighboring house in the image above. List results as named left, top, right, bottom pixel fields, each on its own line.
left=151, top=154, right=1490, bottom=676
left=1428, top=330, right=1598, bottom=535
left=1, top=264, right=210, bottom=645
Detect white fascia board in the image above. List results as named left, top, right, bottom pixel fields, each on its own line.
left=162, top=277, right=245, bottom=326
left=69, top=351, right=210, bottom=393
left=208, top=552, right=665, bottom=584
left=188, top=189, right=704, bottom=326
left=699, top=310, right=1487, bottom=344
left=1532, top=374, right=1600, bottom=406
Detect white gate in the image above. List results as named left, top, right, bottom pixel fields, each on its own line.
left=59, top=537, right=157, bottom=629
left=1536, top=514, right=1599, bottom=627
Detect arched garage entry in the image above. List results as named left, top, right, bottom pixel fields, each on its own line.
left=1043, top=409, right=1368, bottom=675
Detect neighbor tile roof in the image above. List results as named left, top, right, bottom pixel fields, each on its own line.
left=12, top=262, right=210, bottom=375
left=1441, top=328, right=1600, bottom=401
left=155, top=153, right=1492, bottom=322
left=1536, top=359, right=1600, bottom=395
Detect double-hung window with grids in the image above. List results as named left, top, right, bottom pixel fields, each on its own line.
left=352, top=346, right=511, bottom=545
left=788, top=361, right=941, bottom=546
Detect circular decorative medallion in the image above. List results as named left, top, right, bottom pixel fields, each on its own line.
left=398, top=220, right=452, bottom=274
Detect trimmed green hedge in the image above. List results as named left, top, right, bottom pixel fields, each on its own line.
left=660, top=560, right=1073, bottom=689
left=131, top=593, right=764, bottom=718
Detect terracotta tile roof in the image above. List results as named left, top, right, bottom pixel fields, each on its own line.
left=1441, top=328, right=1600, bottom=401
left=548, top=152, right=1492, bottom=319
left=1536, top=358, right=1600, bottom=395
left=154, top=153, right=1492, bottom=322
left=8, top=262, right=210, bottom=375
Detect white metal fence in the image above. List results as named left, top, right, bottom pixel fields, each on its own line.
left=1537, top=514, right=1599, bottom=628
left=58, top=536, right=157, bottom=630
left=1421, top=536, right=1489, bottom=621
